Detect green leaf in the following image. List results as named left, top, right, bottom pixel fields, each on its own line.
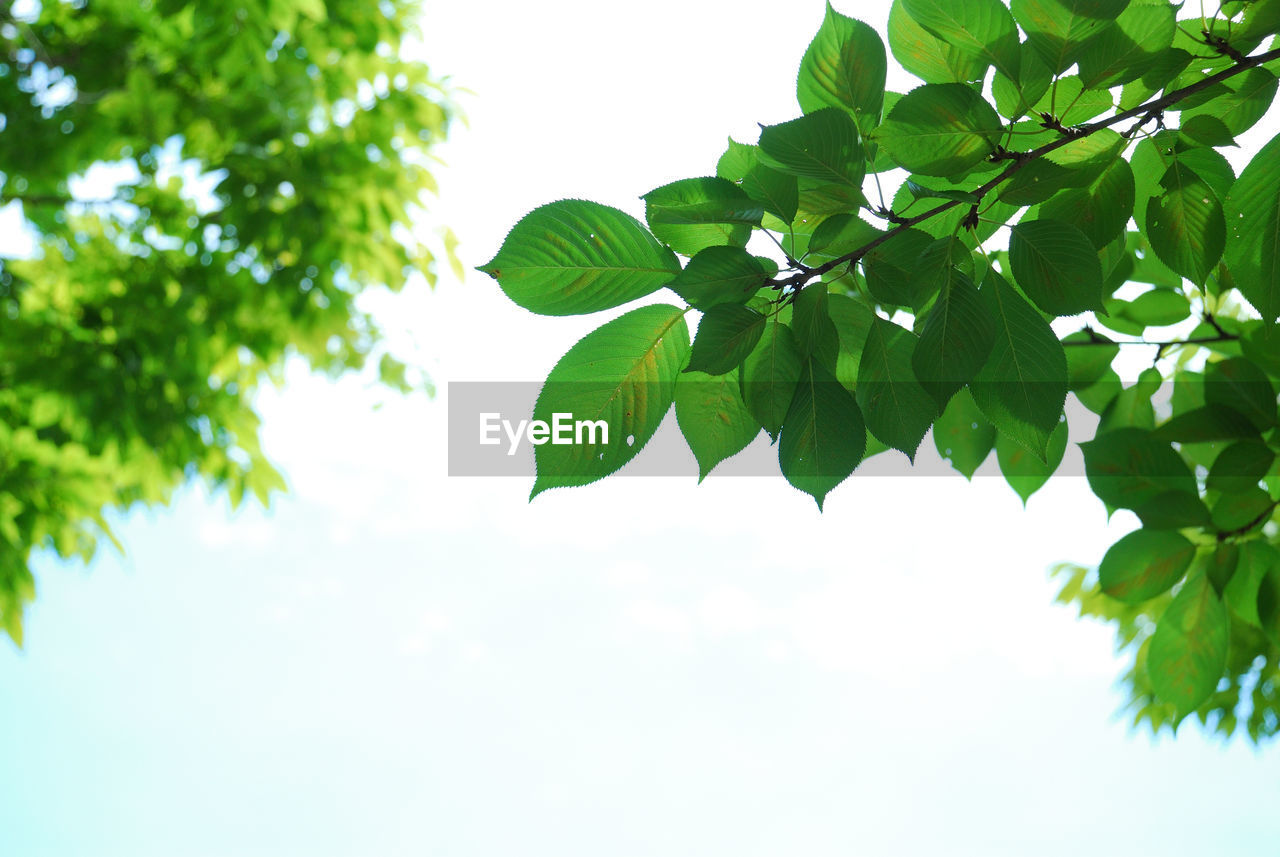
left=1145, top=163, right=1226, bottom=287
left=1224, top=131, right=1280, bottom=323
left=643, top=177, right=764, bottom=257
left=906, top=179, right=980, bottom=204
left=741, top=163, right=799, bottom=224
left=992, top=43, right=1053, bottom=120
left=1153, top=404, right=1261, bottom=443
left=1181, top=68, right=1278, bottom=137
left=1063, top=329, right=1118, bottom=390
left=792, top=285, right=841, bottom=370
left=675, top=368, right=761, bottom=481
left=1077, top=0, right=1175, bottom=90
left=779, top=358, right=867, bottom=509
left=1012, top=0, right=1126, bottom=74
left=1210, top=486, right=1275, bottom=535
left=1206, top=439, right=1274, bottom=495
left=872, top=83, right=1003, bottom=177
left=901, top=0, right=1021, bottom=80
left=933, top=387, right=997, bottom=478
left=1039, top=156, right=1135, bottom=249
left=1113, top=288, right=1191, bottom=328
left=667, top=246, right=770, bottom=311
left=887, top=0, right=988, bottom=83
left=856, top=316, right=938, bottom=459
left=912, top=270, right=995, bottom=410
left=1225, top=541, right=1280, bottom=628
left=480, top=199, right=680, bottom=316
left=687, top=304, right=767, bottom=375
left=863, top=227, right=935, bottom=306
left=908, top=234, right=973, bottom=310
left=1098, top=529, right=1197, bottom=603
left=999, top=130, right=1124, bottom=206
left=1081, top=427, right=1198, bottom=511
left=1008, top=218, right=1105, bottom=316
left=828, top=293, right=876, bottom=390
left=531, top=304, right=690, bottom=498
left=1204, top=357, right=1278, bottom=431
left=1147, top=571, right=1231, bottom=716
left=797, top=3, right=888, bottom=122
left=758, top=108, right=865, bottom=192
left=970, top=273, right=1068, bottom=459
left=807, top=214, right=881, bottom=260
left=741, top=318, right=803, bottom=441
left=716, top=137, right=759, bottom=182
left=997, top=419, right=1068, bottom=504
left=1178, top=114, right=1237, bottom=149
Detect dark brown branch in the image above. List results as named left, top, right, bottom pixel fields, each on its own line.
left=1217, top=500, right=1279, bottom=541
left=1061, top=333, right=1239, bottom=348
left=767, top=45, right=1280, bottom=294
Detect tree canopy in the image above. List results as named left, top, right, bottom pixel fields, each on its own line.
left=481, top=0, right=1280, bottom=741
left=0, top=0, right=456, bottom=644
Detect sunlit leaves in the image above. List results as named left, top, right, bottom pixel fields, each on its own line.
left=901, top=0, right=1022, bottom=80
left=1039, top=156, right=1135, bottom=248
left=1098, top=529, right=1196, bottom=602
left=1224, top=131, right=1280, bottom=322
left=779, top=358, right=866, bottom=509
left=887, top=0, right=988, bottom=83
left=758, top=108, right=864, bottom=187
left=480, top=200, right=680, bottom=315
left=668, top=246, right=770, bottom=310
left=1180, top=68, right=1278, bottom=137
left=1145, top=163, right=1226, bottom=287
left=970, top=274, right=1068, bottom=459
left=857, top=317, right=938, bottom=459
left=872, top=84, right=1004, bottom=176
left=643, top=177, right=764, bottom=257
left=997, top=420, right=1067, bottom=503
left=797, top=3, right=888, bottom=122
left=675, top=369, right=761, bottom=481
left=912, top=270, right=995, bottom=409
left=531, top=304, right=690, bottom=498
left=1008, top=219, right=1105, bottom=315
left=1147, top=571, right=1231, bottom=715
left=1012, top=0, right=1126, bottom=74
left=863, top=228, right=935, bottom=306
left=687, top=304, right=767, bottom=375
left=933, top=388, right=996, bottom=477
left=741, top=318, right=803, bottom=441
left=1076, top=0, right=1175, bottom=89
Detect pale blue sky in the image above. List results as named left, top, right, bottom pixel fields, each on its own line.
left=2, top=1, right=1278, bottom=855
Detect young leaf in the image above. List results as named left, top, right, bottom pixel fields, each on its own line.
left=480, top=199, right=680, bottom=316
left=1147, top=571, right=1231, bottom=716
left=531, top=304, right=690, bottom=498
left=872, top=83, right=1003, bottom=176
left=741, top=318, right=803, bottom=440
left=779, top=357, right=867, bottom=509
left=969, top=273, right=1068, bottom=460
left=687, top=304, right=767, bottom=375
left=856, top=316, right=938, bottom=460
left=912, top=269, right=995, bottom=410
left=642, top=177, right=764, bottom=257
left=933, top=387, right=996, bottom=478
left=667, top=246, right=769, bottom=310
left=675, top=368, right=761, bottom=481
left=1098, top=529, right=1197, bottom=603
left=1008, top=218, right=1106, bottom=316
left=1224, top=131, right=1280, bottom=323
left=797, top=3, right=888, bottom=122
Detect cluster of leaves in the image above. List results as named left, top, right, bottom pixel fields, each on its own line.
left=481, top=0, right=1280, bottom=740
left=0, top=0, right=457, bottom=644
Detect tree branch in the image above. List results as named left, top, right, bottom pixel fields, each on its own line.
left=768, top=44, right=1280, bottom=293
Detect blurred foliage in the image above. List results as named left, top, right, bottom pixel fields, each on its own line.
left=0, top=0, right=457, bottom=644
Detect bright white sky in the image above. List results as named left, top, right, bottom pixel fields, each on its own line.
left=2, top=1, right=1278, bottom=855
